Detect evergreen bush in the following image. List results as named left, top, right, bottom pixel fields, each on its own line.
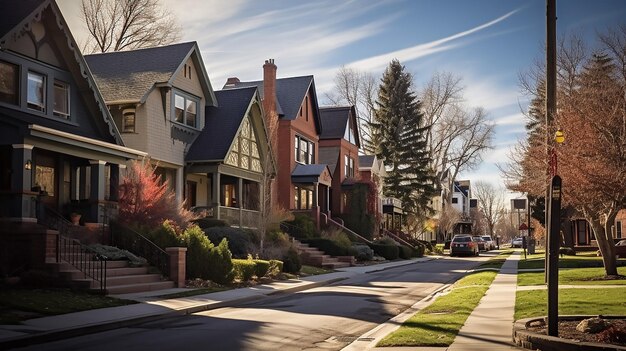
left=282, top=246, right=301, bottom=273
left=352, top=243, right=374, bottom=261
left=268, top=259, right=283, bottom=276
left=284, top=214, right=318, bottom=239
left=369, top=242, right=399, bottom=260
left=193, top=218, right=227, bottom=229
left=253, top=259, right=271, bottom=277
left=398, top=245, right=414, bottom=259
left=204, top=226, right=255, bottom=258
left=207, top=238, right=234, bottom=284
left=232, top=259, right=256, bottom=281
left=302, top=238, right=356, bottom=257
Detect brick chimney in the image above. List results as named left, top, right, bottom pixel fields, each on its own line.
left=223, top=77, right=240, bottom=89
left=263, top=59, right=277, bottom=122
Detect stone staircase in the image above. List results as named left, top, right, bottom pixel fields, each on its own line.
left=292, top=239, right=354, bottom=269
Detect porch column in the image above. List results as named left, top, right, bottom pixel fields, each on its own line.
left=89, top=160, right=106, bottom=223
left=326, top=185, right=330, bottom=215
left=10, top=144, right=35, bottom=219
left=109, top=164, right=119, bottom=201
left=212, top=172, right=220, bottom=219
left=238, top=177, right=243, bottom=227
left=175, top=167, right=183, bottom=206
left=313, top=183, right=319, bottom=207
left=70, top=165, right=78, bottom=200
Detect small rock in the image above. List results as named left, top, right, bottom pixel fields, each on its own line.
left=576, top=317, right=611, bottom=333
left=528, top=319, right=546, bottom=328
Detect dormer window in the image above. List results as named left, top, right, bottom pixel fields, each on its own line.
left=173, top=91, right=199, bottom=128
left=27, top=71, right=46, bottom=112
left=122, top=108, right=136, bottom=133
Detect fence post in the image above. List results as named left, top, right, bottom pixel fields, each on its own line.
left=166, top=247, right=187, bottom=287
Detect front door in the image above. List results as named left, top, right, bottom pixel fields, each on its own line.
left=33, top=151, right=58, bottom=210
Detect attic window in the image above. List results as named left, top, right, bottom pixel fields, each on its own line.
left=53, top=80, right=70, bottom=119
left=122, top=108, right=136, bottom=133
left=27, top=71, right=46, bottom=112
left=173, top=91, right=198, bottom=128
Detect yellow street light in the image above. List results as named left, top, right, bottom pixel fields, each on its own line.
left=554, top=129, right=565, bottom=144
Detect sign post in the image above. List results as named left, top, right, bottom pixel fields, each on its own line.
left=546, top=175, right=561, bottom=337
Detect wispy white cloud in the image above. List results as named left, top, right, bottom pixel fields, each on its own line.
left=345, top=8, right=520, bottom=72
left=492, top=112, right=525, bottom=126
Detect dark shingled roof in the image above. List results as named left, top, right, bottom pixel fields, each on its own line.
left=319, top=106, right=350, bottom=139
left=186, top=87, right=257, bottom=162
left=0, top=0, right=46, bottom=39
left=359, top=155, right=376, bottom=168
left=228, top=76, right=314, bottom=121
left=85, top=42, right=196, bottom=103
left=291, top=164, right=329, bottom=177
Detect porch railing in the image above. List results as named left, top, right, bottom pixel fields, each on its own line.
left=218, top=206, right=261, bottom=228
left=109, top=222, right=170, bottom=279
left=38, top=206, right=108, bottom=292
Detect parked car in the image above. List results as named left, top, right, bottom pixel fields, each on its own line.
left=481, top=236, right=495, bottom=250
left=472, top=236, right=487, bottom=251
left=450, top=235, right=479, bottom=257
left=597, top=239, right=626, bottom=258
left=511, top=237, right=523, bottom=248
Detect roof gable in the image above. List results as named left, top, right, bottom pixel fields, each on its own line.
left=0, top=0, right=124, bottom=145
left=85, top=42, right=216, bottom=106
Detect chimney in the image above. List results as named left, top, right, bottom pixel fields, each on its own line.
left=223, top=77, right=240, bottom=89
left=263, top=59, right=277, bottom=121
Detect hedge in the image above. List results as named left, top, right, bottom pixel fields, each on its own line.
left=282, top=247, right=301, bottom=273
left=232, top=259, right=256, bottom=281
left=204, top=226, right=256, bottom=258
left=398, top=245, right=414, bottom=259
left=253, top=259, right=270, bottom=278
left=268, top=259, right=283, bottom=276
left=369, top=243, right=399, bottom=260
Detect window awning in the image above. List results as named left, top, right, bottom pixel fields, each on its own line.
left=291, top=164, right=332, bottom=187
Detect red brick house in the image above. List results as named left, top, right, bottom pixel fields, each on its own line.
left=224, top=60, right=331, bottom=226
left=318, top=106, right=360, bottom=216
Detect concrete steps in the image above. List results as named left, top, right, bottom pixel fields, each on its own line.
left=292, top=240, right=352, bottom=269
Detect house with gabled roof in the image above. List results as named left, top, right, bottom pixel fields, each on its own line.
left=318, top=106, right=360, bottom=216
left=0, top=0, right=145, bottom=271
left=224, top=60, right=332, bottom=227
left=185, top=87, right=275, bottom=228
left=85, top=42, right=218, bottom=205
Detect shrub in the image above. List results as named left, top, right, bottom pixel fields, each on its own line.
left=144, top=220, right=182, bottom=249
left=193, top=218, right=227, bottom=229
left=369, top=242, right=399, bottom=260
left=414, top=242, right=426, bottom=257
left=398, top=245, right=414, bottom=259
left=88, top=244, right=147, bottom=266
left=268, top=260, right=283, bottom=276
left=284, top=214, right=318, bottom=239
left=377, top=237, right=397, bottom=246
left=207, top=238, right=234, bottom=284
left=204, top=227, right=255, bottom=258
left=282, top=246, right=301, bottom=273
left=232, top=259, right=256, bottom=281
left=352, top=243, right=374, bottom=261
left=253, top=259, right=271, bottom=278
left=183, top=225, right=214, bottom=280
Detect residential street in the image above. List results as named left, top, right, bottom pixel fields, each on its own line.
left=14, top=255, right=491, bottom=351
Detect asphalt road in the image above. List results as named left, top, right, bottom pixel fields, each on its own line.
left=15, top=254, right=491, bottom=351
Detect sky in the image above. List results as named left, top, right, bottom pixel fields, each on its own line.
left=56, top=0, right=626, bottom=200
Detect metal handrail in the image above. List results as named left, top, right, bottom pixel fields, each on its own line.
left=110, top=222, right=170, bottom=279
left=381, top=229, right=414, bottom=248
left=326, top=217, right=372, bottom=244
left=38, top=206, right=107, bottom=292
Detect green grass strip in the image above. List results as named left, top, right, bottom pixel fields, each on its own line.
left=518, top=266, right=626, bottom=286
left=515, top=288, right=626, bottom=320
left=378, top=252, right=510, bottom=347
left=518, top=252, right=626, bottom=270
left=0, top=288, right=136, bottom=325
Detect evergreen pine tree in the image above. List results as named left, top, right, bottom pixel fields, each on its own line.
left=371, top=59, right=436, bottom=218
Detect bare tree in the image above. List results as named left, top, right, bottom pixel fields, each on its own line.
left=437, top=205, right=461, bottom=241
left=325, top=66, right=378, bottom=153
left=81, top=0, right=182, bottom=53
left=472, top=181, right=505, bottom=236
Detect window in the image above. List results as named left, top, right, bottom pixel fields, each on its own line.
left=35, top=165, right=55, bottom=196
left=53, top=80, right=69, bottom=118
left=173, top=92, right=198, bottom=128
left=27, top=71, right=46, bottom=112
left=344, top=119, right=357, bottom=144
left=122, top=109, right=136, bottom=133
left=295, top=135, right=315, bottom=164
left=294, top=186, right=313, bottom=210
left=344, top=155, right=354, bottom=177
left=452, top=197, right=458, bottom=204
left=0, top=60, right=19, bottom=105
left=617, top=221, right=622, bottom=239
left=224, top=117, right=262, bottom=172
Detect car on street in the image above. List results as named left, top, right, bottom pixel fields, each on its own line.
left=511, top=237, right=523, bottom=248
left=450, top=235, right=479, bottom=257
left=481, top=236, right=495, bottom=250
left=472, top=236, right=487, bottom=251
left=597, top=239, right=626, bottom=258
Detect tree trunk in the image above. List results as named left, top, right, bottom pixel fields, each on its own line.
left=590, top=219, right=618, bottom=276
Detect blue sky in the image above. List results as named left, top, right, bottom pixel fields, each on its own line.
left=57, top=0, right=626, bottom=196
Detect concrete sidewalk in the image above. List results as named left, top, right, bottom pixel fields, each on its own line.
left=343, top=252, right=523, bottom=351
left=0, top=257, right=436, bottom=349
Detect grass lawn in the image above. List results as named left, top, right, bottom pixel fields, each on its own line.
left=377, top=252, right=510, bottom=347
left=300, top=265, right=333, bottom=276
left=515, top=288, right=626, bottom=320
left=518, top=251, right=626, bottom=270
left=0, top=288, right=136, bottom=325
left=518, top=266, right=626, bottom=286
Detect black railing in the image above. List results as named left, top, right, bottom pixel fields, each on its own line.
left=38, top=206, right=108, bottom=292
left=110, top=222, right=170, bottom=279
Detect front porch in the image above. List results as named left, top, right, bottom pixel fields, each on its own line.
left=187, top=164, right=262, bottom=229
left=382, top=196, right=403, bottom=230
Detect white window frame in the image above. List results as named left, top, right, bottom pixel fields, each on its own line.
left=27, top=71, right=46, bottom=112
left=172, top=90, right=200, bottom=129
left=295, top=135, right=315, bottom=164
